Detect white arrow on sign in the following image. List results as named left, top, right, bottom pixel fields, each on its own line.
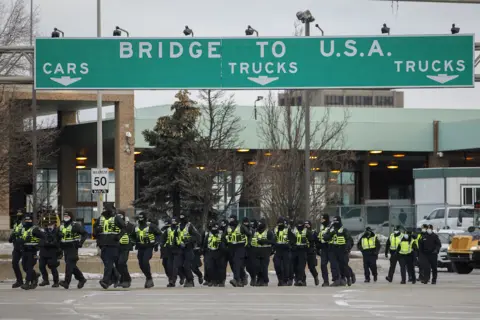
left=50, top=76, right=82, bottom=87
left=426, top=74, right=459, bottom=84
left=247, top=76, right=279, bottom=86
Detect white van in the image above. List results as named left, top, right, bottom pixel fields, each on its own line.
left=417, top=207, right=474, bottom=231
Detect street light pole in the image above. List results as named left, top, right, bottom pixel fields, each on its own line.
left=96, top=0, right=103, bottom=217
left=30, top=0, right=38, bottom=219
left=304, top=22, right=311, bottom=219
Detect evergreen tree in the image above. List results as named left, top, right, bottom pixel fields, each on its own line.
left=135, top=90, right=200, bottom=218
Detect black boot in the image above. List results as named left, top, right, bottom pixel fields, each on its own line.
left=145, top=279, right=154, bottom=289
left=184, top=281, right=194, bottom=288
left=21, top=283, right=31, bottom=290
left=59, top=281, right=69, bottom=289
left=230, top=279, right=238, bottom=287
left=12, top=281, right=23, bottom=289
left=314, top=276, right=320, bottom=286
left=77, top=278, right=87, bottom=289
left=198, top=276, right=204, bottom=285
left=322, top=282, right=329, bottom=287
left=39, top=280, right=50, bottom=287
left=52, top=282, right=59, bottom=288
left=99, top=280, right=109, bottom=290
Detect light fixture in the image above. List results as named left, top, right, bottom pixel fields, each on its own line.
left=310, top=167, right=320, bottom=171
left=387, top=165, right=398, bottom=169
left=309, top=155, right=318, bottom=160
left=451, top=23, right=460, bottom=34
left=108, top=168, right=114, bottom=172
left=296, top=10, right=315, bottom=24
left=183, top=25, right=194, bottom=37
left=248, top=161, right=257, bottom=165
left=466, top=156, right=474, bottom=161
left=369, top=150, right=382, bottom=154
left=393, top=154, right=405, bottom=158
left=134, top=151, right=141, bottom=155
left=76, top=165, right=86, bottom=169
left=196, top=166, right=205, bottom=170
left=253, top=96, right=264, bottom=120
left=76, top=156, right=87, bottom=161
left=315, top=24, right=324, bottom=36
left=381, top=23, right=390, bottom=35
left=27, top=162, right=32, bottom=166
left=368, top=162, right=379, bottom=167
left=113, top=26, right=130, bottom=37
left=331, top=170, right=341, bottom=174
left=272, top=164, right=280, bottom=168
left=329, top=178, right=337, bottom=182
left=51, top=27, right=64, bottom=38
left=245, top=25, right=259, bottom=36
left=237, top=148, right=250, bottom=152
left=264, top=152, right=272, bottom=156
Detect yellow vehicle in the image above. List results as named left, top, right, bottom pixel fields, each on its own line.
left=447, top=203, right=480, bottom=274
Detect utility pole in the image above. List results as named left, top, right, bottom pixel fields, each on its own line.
left=30, top=0, right=38, bottom=219
left=96, top=0, right=103, bottom=217
left=304, top=22, right=311, bottom=219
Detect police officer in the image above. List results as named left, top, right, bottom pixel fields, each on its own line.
left=416, top=225, right=428, bottom=282
left=419, top=224, right=441, bottom=284
left=323, top=216, right=352, bottom=287
left=396, top=231, right=417, bottom=284
left=20, top=214, right=42, bottom=290
left=273, top=217, right=294, bottom=286
left=201, top=220, right=215, bottom=286
left=245, top=219, right=257, bottom=286
left=304, top=220, right=320, bottom=286
left=58, top=211, right=88, bottom=289
left=9, top=210, right=24, bottom=288
left=291, top=220, right=312, bottom=286
left=172, top=214, right=200, bottom=287
left=226, top=215, right=251, bottom=287
left=117, top=210, right=134, bottom=288
left=135, top=212, right=161, bottom=288
left=38, top=220, right=61, bottom=287
left=218, top=219, right=229, bottom=285
left=385, top=226, right=404, bottom=283
left=317, top=214, right=331, bottom=287
left=192, top=242, right=204, bottom=285
left=357, top=227, right=380, bottom=283
left=203, top=222, right=227, bottom=287
left=95, top=209, right=125, bottom=289
left=160, top=218, right=172, bottom=280
left=250, top=218, right=274, bottom=286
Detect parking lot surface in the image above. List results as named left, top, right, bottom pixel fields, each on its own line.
left=0, top=269, right=478, bottom=320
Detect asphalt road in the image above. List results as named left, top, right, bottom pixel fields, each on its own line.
left=0, top=269, right=479, bottom=320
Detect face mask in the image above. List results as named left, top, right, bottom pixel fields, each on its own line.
left=427, top=229, right=433, bottom=234
left=365, top=231, right=371, bottom=236
left=211, top=229, right=219, bottom=235
left=422, top=229, right=427, bottom=233
left=179, top=217, right=187, bottom=223
left=258, top=223, right=266, bottom=231
left=297, top=226, right=304, bottom=232
left=229, top=220, right=237, bottom=226
left=277, top=224, right=285, bottom=231
left=48, top=226, right=54, bottom=231
left=403, top=234, right=409, bottom=239
left=138, top=217, right=145, bottom=222
left=394, top=230, right=400, bottom=235
left=63, top=217, right=71, bottom=223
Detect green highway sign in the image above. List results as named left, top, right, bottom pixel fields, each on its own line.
left=35, top=35, right=475, bottom=90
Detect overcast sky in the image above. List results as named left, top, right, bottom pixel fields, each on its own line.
left=32, top=0, right=480, bottom=120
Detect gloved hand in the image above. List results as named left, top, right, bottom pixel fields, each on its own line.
left=385, top=252, right=388, bottom=258
left=154, top=245, right=159, bottom=252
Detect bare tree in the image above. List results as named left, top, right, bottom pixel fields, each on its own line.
left=181, top=90, right=256, bottom=228
left=254, top=91, right=353, bottom=225
left=0, top=0, right=38, bottom=76
left=0, top=89, right=59, bottom=213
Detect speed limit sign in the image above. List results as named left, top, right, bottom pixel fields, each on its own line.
left=91, top=168, right=109, bottom=194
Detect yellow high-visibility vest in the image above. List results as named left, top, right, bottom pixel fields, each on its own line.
left=361, top=235, right=377, bottom=250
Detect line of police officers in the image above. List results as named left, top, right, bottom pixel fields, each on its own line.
left=10, top=207, right=439, bottom=290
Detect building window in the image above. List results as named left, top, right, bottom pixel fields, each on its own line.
left=325, top=95, right=344, bottom=106
left=375, top=96, right=394, bottom=106
left=27, top=169, right=58, bottom=213
left=462, top=186, right=480, bottom=205
left=279, top=98, right=285, bottom=106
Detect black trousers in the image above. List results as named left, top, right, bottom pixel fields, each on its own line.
left=329, top=246, right=349, bottom=282
left=320, top=248, right=329, bottom=283
left=422, top=253, right=438, bottom=282
left=387, top=251, right=399, bottom=280
left=205, top=250, right=225, bottom=284
left=417, top=252, right=425, bottom=281
left=253, top=250, right=270, bottom=285
left=398, top=253, right=415, bottom=282
left=101, top=246, right=119, bottom=284
left=273, top=247, right=290, bottom=283
left=245, top=247, right=255, bottom=279
left=63, top=247, right=85, bottom=285
left=291, top=248, right=307, bottom=283
left=362, top=253, right=377, bottom=280
left=117, top=248, right=131, bottom=283
left=171, top=248, right=194, bottom=283
left=306, top=252, right=318, bottom=279
left=12, top=249, right=23, bottom=283
left=192, top=250, right=203, bottom=280
left=39, top=254, right=59, bottom=283
left=220, top=251, right=229, bottom=281
left=137, top=247, right=153, bottom=280
left=231, top=246, right=247, bottom=282
left=21, top=251, right=38, bottom=283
